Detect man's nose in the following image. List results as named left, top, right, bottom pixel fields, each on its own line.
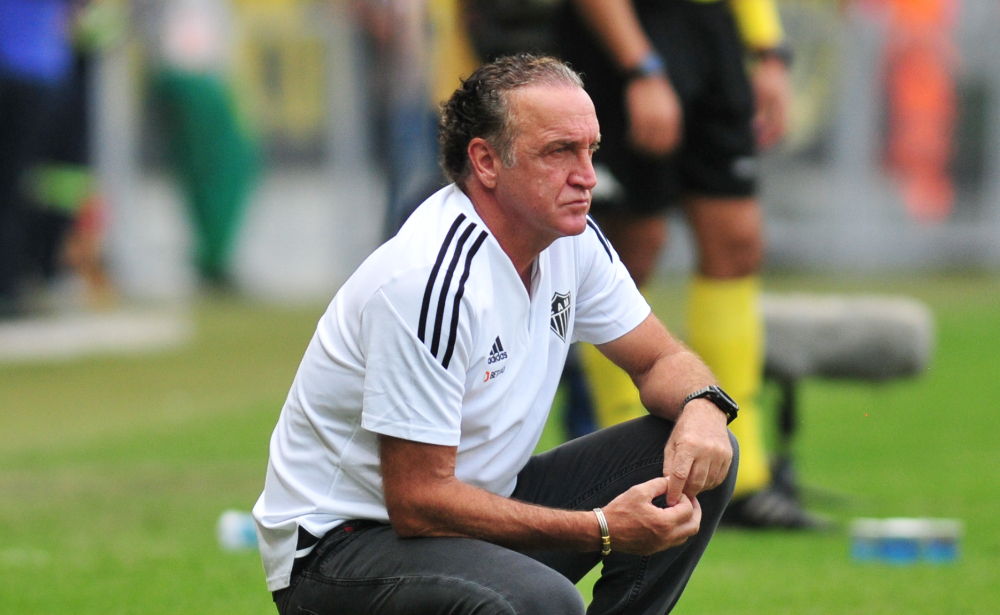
left=572, top=152, right=598, bottom=191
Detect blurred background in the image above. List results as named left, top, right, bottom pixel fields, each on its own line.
left=1, top=0, right=998, bottom=613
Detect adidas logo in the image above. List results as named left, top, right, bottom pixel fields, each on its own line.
left=487, top=336, right=508, bottom=365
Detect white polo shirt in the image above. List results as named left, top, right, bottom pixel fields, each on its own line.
left=253, top=184, right=650, bottom=591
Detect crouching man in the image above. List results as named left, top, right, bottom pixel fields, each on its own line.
left=254, top=54, right=739, bottom=615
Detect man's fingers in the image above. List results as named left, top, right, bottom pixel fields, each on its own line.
left=606, top=489, right=703, bottom=554
left=665, top=492, right=693, bottom=517
left=684, top=455, right=711, bottom=498
left=662, top=494, right=699, bottom=547
left=683, top=495, right=703, bottom=533
left=665, top=455, right=691, bottom=506
left=693, top=451, right=735, bottom=496
left=633, top=476, right=671, bottom=501
left=683, top=462, right=722, bottom=501
left=711, top=456, right=732, bottom=491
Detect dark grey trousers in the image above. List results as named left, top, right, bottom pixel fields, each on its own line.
left=274, top=416, right=739, bottom=615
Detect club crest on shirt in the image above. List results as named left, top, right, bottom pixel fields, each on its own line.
left=550, top=291, right=571, bottom=341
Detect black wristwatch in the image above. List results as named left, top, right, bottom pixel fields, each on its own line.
left=683, top=385, right=739, bottom=424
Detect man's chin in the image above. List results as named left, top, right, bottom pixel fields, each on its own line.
left=561, top=202, right=591, bottom=235
left=562, top=215, right=590, bottom=237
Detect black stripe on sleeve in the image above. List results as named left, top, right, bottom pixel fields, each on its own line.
left=431, top=222, right=476, bottom=357
left=442, top=230, right=488, bottom=369
left=419, top=214, right=466, bottom=342
left=586, top=217, right=613, bottom=262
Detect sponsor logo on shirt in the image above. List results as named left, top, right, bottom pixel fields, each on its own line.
left=484, top=365, right=506, bottom=382
left=487, top=336, right=508, bottom=364
left=550, top=292, right=571, bottom=341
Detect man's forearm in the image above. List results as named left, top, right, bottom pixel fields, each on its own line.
left=598, top=317, right=733, bottom=504
left=598, top=315, right=717, bottom=421
left=389, top=472, right=602, bottom=551
left=634, top=343, right=718, bottom=422
left=380, top=435, right=603, bottom=552
left=380, top=433, right=703, bottom=556
left=573, top=0, right=653, bottom=71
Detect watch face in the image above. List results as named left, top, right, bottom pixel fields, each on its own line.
left=710, top=386, right=737, bottom=409
left=684, top=386, right=738, bottom=422
left=702, top=386, right=738, bottom=424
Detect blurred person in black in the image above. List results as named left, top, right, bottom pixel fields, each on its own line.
left=459, top=0, right=817, bottom=527
left=20, top=0, right=122, bottom=308
left=0, top=0, right=74, bottom=317
left=554, top=0, right=818, bottom=528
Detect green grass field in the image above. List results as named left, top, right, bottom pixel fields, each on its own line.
left=2, top=274, right=998, bottom=614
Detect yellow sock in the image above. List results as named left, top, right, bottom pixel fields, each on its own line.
left=687, top=275, right=770, bottom=498
left=579, top=342, right=646, bottom=428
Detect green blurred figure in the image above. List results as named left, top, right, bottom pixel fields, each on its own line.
left=142, top=0, right=259, bottom=286
left=153, top=69, right=259, bottom=285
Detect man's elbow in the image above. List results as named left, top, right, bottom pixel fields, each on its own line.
left=384, top=496, right=440, bottom=538
left=386, top=511, right=425, bottom=537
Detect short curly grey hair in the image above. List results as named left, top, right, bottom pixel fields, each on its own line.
left=438, top=53, right=584, bottom=184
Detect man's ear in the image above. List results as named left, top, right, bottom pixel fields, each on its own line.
left=468, top=137, right=500, bottom=190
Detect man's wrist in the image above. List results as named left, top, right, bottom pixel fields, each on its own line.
left=623, top=49, right=667, bottom=82
left=683, top=385, right=739, bottom=424
left=593, top=508, right=611, bottom=556
left=751, top=42, right=793, bottom=69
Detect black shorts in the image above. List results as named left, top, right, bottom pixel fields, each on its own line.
left=557, top=0, right=757, bottom=215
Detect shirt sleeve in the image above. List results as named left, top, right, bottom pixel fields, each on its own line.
left=359, top=288, right=466, bottom=446
left=730, top=0, right=785, bottom=50
left=571, top=221, right=651, bottom=345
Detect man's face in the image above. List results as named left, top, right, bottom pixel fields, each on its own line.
left=493, top=84, right=600, bottom=244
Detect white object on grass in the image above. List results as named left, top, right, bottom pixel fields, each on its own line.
left=217, top=509, right=258, bottom=551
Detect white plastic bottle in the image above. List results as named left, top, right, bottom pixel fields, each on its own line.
left=217, top=509, right=259, bottom=551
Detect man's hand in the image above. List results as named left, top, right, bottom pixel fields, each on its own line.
left=751, top=56, right=792, bottom=150
left=602, top=477, right=701, bottom=555
left=593, top=314, right=733, bottom=506
left=570, top=0, right=682, bottom=156
left=626, top=75, right=683, bottom=156
left=663, top=399, right=733, bottom=506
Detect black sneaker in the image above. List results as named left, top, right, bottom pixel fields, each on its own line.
left=721, top=484, right=832, bottom=530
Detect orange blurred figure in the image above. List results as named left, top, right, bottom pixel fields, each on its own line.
left=882, top=0, right=960, bottom=222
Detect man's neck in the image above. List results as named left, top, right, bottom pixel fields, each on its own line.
left=460, top=181, right=549, bottom=291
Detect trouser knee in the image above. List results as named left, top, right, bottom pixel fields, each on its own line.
left=509, top=572, right=586, bottom=615
left=727, top=429, right=740, bottom=491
